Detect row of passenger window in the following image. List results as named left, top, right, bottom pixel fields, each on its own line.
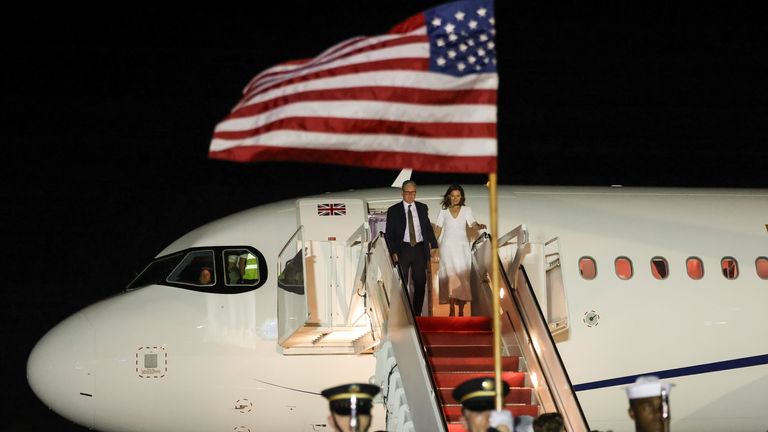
left=578, top=256, right=768, bottom=281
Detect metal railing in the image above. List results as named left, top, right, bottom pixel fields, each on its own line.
left=472, top=227, right=590, bottom=432
left=374, top=233, right=448, bottom=431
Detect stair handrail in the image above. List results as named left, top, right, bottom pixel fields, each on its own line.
left=498, top=227, right=590, bottom=432
left=375, top=233, right=448, bottom=431
left=472, top=225, right=589, bottom=432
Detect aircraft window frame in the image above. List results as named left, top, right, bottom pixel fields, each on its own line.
left=126, top=246, right=268, bottom=293
left=686, top=256, right=704, bottom=280
left=578, top=256, right=597, bottom=280
left=650, top=256, right=669, bottom=280
left=614, top=256, right=633, bottom=280
left=126, top=252, right=185, bottom=290
left=721, top=257, right=739, bottom=280
left=757, top=257, right=768, bottom=280
left=167, top=250, right=217, bottom=287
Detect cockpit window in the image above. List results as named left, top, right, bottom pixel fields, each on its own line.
left=223, top=249, right=260, bottom=286
left=126, top=252, right=184, bottom=289
left=126, top=246, right=267, bottom=293
left=167, top=250, right=216, bottom=286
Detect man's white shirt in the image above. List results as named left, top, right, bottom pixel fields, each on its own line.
left=401, top=200, right=424, bottom=243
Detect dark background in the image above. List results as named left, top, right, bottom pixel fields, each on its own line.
left=4, top=2, right=767, bottom=430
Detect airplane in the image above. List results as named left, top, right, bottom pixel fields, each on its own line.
left=27, top=184, right=768, bottom=432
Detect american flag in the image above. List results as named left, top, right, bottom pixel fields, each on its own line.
left=209, top=0, right=497, bottom=174
left=317, top=203, right=347, bottom=216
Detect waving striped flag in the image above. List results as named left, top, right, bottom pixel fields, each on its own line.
left=209, top=0, right=497, bottom=174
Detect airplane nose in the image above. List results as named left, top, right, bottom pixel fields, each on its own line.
left=27, top=311, right=95, bottom=429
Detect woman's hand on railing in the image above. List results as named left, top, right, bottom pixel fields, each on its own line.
left=471, top=231, right=491, bottom=251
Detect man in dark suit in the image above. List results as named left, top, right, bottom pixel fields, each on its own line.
left=385, top=180, right=438, bottom=316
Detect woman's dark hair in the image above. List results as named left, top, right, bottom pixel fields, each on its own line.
left=441, top=184, right=466, bottom=209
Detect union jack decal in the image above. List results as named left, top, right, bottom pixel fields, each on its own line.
left=317, top=203, right=347, bottom=216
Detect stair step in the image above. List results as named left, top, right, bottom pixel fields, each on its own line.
left=426, top=345, right=521, bottom=358
left=443, top=404, right=540, bottom=422
left=427, top=345, right=494, bottom=357
left=438, top=387, right=532, bottom=405
left=416, top=316, right=492, bottom=332
left=429, top=356, right=519, bottom=372
left=433, top=372, right=526, bottom=389
left=417, top=316, right=540, bottom=429
left=422, top=331, right=493, bottom=346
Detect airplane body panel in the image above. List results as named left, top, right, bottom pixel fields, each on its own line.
left=28, top=186, right=768, bottom=431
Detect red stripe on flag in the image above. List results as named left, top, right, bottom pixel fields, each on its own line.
left=313, top=37, right=368, bottom=62
left=388, top=12, right=425, bottom=34
left=209, top=146, right=496, bottom=174
left=238, top=58, right=430, bottom=107
left=213, top=117, right=496, bottom=140
left=228, top=87, right=497, bottom=120
left=245, top=38, right=367, bottom=90
left=277, top=58, right=312, bottom=67
left=244, top=35, right=430, bottom=96
left=210, top=2, right=498, bottom=174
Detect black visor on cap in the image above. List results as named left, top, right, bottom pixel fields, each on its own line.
left=330, top=399, right=373, bottom=416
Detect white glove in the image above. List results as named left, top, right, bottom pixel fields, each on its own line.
left=489, top=410, right=514, bottom=432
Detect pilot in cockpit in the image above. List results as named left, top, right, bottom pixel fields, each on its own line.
left=197, top=267, right=213, bottom=285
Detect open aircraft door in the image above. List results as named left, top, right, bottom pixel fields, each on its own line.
left=496, top=228, right=569, bottom=336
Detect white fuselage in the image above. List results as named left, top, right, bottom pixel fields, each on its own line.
left=27, top=186, right=768, bottom=431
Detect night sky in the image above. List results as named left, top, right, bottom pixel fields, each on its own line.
left=5, top=2, right=767, bottom=430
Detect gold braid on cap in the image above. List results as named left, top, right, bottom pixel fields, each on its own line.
left=460, top=390, right=497, bottom=403
left=327, top=393, right=375, bottom=402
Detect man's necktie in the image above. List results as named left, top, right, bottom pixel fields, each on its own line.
left=407, top=205, right=416, bottom=246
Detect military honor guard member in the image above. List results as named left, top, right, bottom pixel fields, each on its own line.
left=452, top=377, right=517, bottom=432
left=626, top=375, right=673, bottom=432
left=321, top=383, right=380, bottom=432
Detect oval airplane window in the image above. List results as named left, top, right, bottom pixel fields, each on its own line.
left=579, top=257, right=597, bottom=280
left=615, top=257, right=633, bottom=280
left=651, top=257, right=669, bottom=280
left=686, top=257, right=704, bottom=280
left=721, top=257, right=739, bottom=280
left=755, top=257, right=768, bottom=280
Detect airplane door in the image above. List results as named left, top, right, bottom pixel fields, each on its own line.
left=498, top=230, right=569, bottom=337
left=520, top=237, right=569, bottom=335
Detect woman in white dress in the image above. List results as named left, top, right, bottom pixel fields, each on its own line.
left=434, top=185, right=486, bottom=317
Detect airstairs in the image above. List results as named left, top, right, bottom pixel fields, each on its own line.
left=275, top=198, right=589, bottom=431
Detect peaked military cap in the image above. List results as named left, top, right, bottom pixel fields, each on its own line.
left=452, top=377, right=510, bottom=412
left=321, top=383, right=380, bottom=415
left=626, top=375, right=673, bottom=400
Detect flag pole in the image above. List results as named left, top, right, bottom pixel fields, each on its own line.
left=488, top=172, right=503, bottom=411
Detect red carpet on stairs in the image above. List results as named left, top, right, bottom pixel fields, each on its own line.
left=417, top=316, right=539, bottom=431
